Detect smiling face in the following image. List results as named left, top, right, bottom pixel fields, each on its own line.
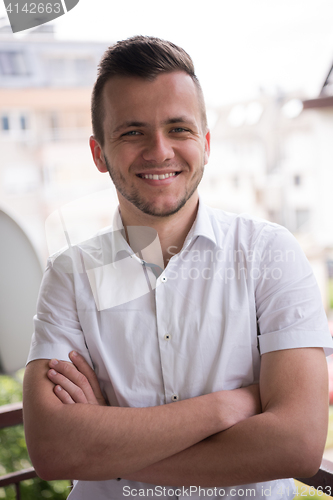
left=90, top=71, right=210, bottom=222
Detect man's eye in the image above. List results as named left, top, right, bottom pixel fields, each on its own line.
left=171, top=127, right=189, bottom=133
left=123, top=131, right=140, bottom=136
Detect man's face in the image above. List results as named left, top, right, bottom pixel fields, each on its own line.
left=91, top=71, right=210, bottom=218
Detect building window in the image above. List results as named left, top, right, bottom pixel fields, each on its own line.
left=0, top=51, right=29, bottom=76
left=1, top=115, right=9, bottom=131
left=20, top=115, right=27, bottom=130
left=268, top=210, right=281, bottom=224
left=75, top=58, right=95, bottom=84
left=295, top=209, right=310, bottom=231
left=327, top=260, right=333, bottom=280
left=48, top=58, right=66, bottom=78
left=49, top=112, right=60, bottom=140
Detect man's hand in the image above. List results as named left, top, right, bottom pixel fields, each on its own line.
left=47, top=352, right=107, bottom=406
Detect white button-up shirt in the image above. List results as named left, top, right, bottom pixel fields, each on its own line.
left=28, top=201, right=333, bottom=500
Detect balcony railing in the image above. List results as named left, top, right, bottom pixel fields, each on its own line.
left=0, top=402, right=37, bottom=500
left=1, top=402, right=333, bottom=499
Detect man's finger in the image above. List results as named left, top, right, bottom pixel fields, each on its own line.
left=68, top=351, right=107, bottom=406
left=48, top=357, right=105, bottom=405
left=54, top=385, right=75, bottom=404
left=48, top=368, right=89, bottom=404
left=48, top=360, right=98, bottom=404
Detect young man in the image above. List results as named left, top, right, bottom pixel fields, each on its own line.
left=23, top=36, right=333, bottom=499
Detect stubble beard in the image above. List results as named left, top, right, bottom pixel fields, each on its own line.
left=103, top=154, right=205, bottom=218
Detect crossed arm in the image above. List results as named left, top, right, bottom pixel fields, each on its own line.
left=23, top=347, right=329, bottom=486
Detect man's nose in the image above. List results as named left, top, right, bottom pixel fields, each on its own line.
left=142, top=133, right=175, bottom=163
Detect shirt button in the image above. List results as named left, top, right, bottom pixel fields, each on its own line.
left=161, top=276, right=167, bottom=283
left=164, top=333, right=171, bottom=341
left=172, top=394, right=179, bottom=402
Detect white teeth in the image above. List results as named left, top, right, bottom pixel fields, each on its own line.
left=141, top=172, right=177, bottom=180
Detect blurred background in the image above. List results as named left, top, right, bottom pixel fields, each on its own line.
left=1, top=0, right=333, bottom=497
left=1, top=0, right=333, bottom=308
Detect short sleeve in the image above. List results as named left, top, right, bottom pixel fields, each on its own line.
left=255, top=224, right=333, bottom=356
left=27, top=253, right=93, bottom=367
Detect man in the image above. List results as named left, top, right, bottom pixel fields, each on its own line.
left=23, top=36, right=333, bottom=499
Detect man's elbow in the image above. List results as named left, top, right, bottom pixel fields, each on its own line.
left=26, top=438, right=70, bottom=481
left=33, top=461, right=62, bottom=482
left=24, top=412, right=78, bottom=481
left=293, top=455, right=322, bottom=479
left=289, top=433, right=325, bottom=479
left=26, top=431, right=121, bottom=482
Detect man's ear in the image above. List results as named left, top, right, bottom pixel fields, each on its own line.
left=204, top=129, right=211, bottom=166
left=89, top=136, right=108, bottom=173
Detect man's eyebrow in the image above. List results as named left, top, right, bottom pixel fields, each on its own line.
left=163, top=116, right=197, bottom=127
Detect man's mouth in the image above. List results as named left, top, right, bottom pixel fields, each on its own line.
left=137, top=172, right=181, bottom=180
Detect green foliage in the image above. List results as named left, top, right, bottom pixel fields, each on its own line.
left=0, top=372, right=71, bottom=499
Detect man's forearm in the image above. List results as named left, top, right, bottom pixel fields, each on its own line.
left=25, top=349, right=327, bottom=486
left=25, top=387, right=222, bottom=481
left=127, top=348, right=329, bottom=487
left=126, top=410, right=321, bottom=487
left=24, top=360, right=260, bottom=482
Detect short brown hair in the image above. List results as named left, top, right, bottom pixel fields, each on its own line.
left=91, top=35, right=207, bottom=146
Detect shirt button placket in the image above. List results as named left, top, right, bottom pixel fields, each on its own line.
left=156, top=272, right=179, bottom=405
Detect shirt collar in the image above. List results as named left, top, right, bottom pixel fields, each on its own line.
left=111, top=197, right=218, bottom=261
left=111, top=208, right=143, bottom=263
left=110, top=208, right=133, bottom=256
left=112, top=209, right=164, bottom=274
left=183, top=197, right=218, bottom=249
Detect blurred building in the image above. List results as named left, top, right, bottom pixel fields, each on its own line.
left=0, top=20, right=110, bottom=258
left=199, top=62, right=333, bottom=310
left=1, top=19, right=333, bottom=309
left=301, top=63, right=333, bottom=248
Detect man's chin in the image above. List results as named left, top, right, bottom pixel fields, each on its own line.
left=132, top=198, right=188, bottom=218
left=140, top=205, right=185, bottom=218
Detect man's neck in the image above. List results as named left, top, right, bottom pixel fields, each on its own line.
left=118, top=194, right=199, bottom=268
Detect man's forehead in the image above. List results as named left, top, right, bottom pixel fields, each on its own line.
left=102, top=72, right=202, bottom=126
left=103, top=70, right=197, bottom=91
left=103, top=72, right=197, bottom=105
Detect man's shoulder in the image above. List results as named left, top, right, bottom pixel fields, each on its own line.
left=204, top=203, right=277, bottom=227
left=202, top=203, right=288, bottom=246
left=47, top=226, right=116, bottom=274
